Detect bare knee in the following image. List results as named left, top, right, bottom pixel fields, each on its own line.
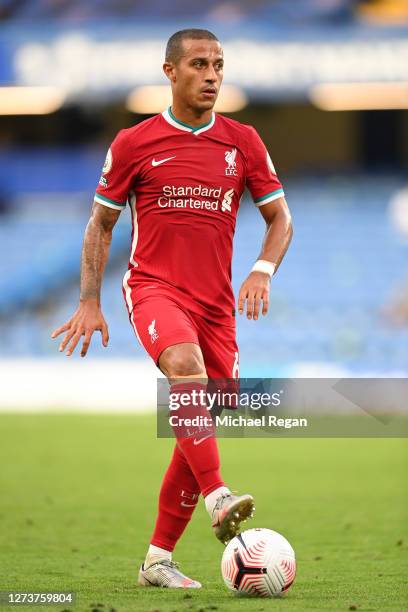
left=159, top=343, right=206, bottom=379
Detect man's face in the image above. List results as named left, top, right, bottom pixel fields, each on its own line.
left=165, top=39, right=224, bottom=112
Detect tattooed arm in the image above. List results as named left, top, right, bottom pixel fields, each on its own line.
left=51, top=202, right=121, bottom=357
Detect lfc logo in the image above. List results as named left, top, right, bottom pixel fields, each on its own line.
left=148, top=319, right=159, bottom=343
left=225, top=148, right=237, bottom=176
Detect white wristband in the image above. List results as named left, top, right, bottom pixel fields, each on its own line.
left=251, top=259, right=276, bottom=277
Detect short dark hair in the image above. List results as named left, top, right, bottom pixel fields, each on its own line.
left=165, top=28, right=219, bottom=63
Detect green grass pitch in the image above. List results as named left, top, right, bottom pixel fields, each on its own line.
left=0, top=414, right=407, bottom=612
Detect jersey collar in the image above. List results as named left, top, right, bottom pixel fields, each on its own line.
left=162, top=107, right=215, bottom=136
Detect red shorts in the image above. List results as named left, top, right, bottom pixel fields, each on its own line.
left=127, top=293, right=239, bottom=379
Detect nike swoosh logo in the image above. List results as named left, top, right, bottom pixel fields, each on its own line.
left=181, top=501, right=198, bottom=507
left=193, top=434, right=212, bottom=446
left=152, top=156, right=176, bottom=167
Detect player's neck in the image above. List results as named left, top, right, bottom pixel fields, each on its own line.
left=170, top=103, right=213, bottom=128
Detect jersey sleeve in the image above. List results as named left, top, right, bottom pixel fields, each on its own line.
left=245, top=127, right=284, bottom=206
left=94, top=130, right=135, bottom=211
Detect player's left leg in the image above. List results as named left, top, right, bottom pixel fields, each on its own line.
left=158, top=341, right=253, bottom=545
left=159, top=343, right=226, bottom=501
left=194, top=315, right=255, bottom=543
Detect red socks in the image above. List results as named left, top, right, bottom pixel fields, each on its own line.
left=170, top=381, right=224, bottom=497
left=176, top=433, right=224, bottom=498
left=150, top=381, right=224, bottom=551
left=150, top=444, right=200, bottom=551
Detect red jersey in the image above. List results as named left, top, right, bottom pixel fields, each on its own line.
left=94, top=108, right=284, bottom=324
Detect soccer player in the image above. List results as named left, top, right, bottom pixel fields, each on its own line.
left=52, top=29, right=292, bottom=589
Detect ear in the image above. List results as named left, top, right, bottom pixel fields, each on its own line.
left=163, top=62, right=176, bottom=83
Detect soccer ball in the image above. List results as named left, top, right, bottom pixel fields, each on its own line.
left=221, top=528, right=296, bottom=597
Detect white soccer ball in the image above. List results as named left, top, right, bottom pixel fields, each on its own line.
left=221, top=528, right=296, bottom=597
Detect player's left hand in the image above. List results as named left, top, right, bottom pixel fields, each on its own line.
left=238, top=271, right=271, bottom=320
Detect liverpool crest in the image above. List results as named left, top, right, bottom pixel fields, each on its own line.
left=225, top=148, right=237, bottom=176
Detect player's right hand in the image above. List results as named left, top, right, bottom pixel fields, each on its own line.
left=51, top=301, right=109, bottom=357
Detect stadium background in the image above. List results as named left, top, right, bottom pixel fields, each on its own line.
left=1, top=0, right=407, bottom=409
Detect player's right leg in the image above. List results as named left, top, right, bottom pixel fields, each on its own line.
left=128, top=297, right=204, bottom=587
left=138, top=445, right=202, bottom=589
